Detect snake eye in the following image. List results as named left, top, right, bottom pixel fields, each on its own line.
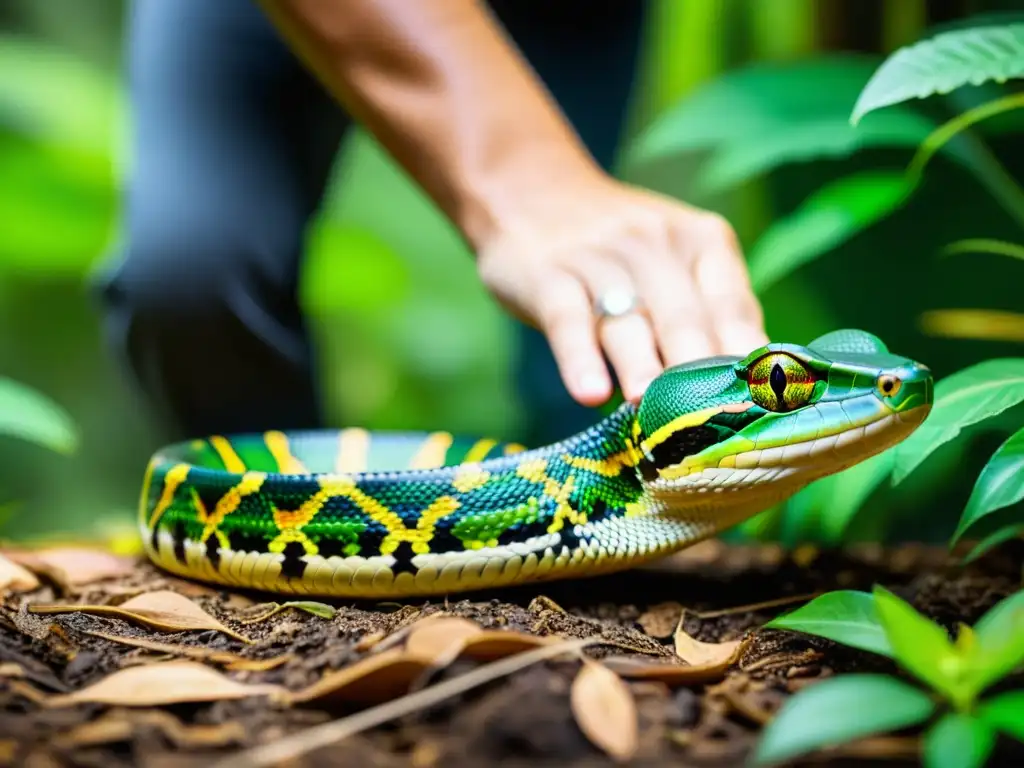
left=877, top=373, right=902, bottom=398
left=747, top=353, right=816, bottom=412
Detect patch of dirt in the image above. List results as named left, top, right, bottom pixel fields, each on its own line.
left=0, top=538, right=1021, bottom=768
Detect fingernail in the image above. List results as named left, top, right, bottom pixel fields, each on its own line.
left=577, top=373, right=609, bottom=400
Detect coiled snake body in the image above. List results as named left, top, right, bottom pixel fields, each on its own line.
left=139, top=330, right=932, bottom=598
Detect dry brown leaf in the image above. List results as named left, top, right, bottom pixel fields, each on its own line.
left=5, top=547, right=135, bottom=590
left=405, top=616, right=483, bottom=663
left=30, top=590, right=251, bottom=643
left=289, top=648, right=434, bottom=706
left=674, top=615, right=743, bottom=667
left=47, top=660, right=284, bottom=707
left=599, top=650, right=745, bottom=685
left=83, top=629, right=291, bottom=670
left=55, top=710, right=247, bottom=749
left=637, top=601, right=684, bottom=639
left=458, top=630, right=559, bottom=661
left=570, top=660, right=639, bottom=762
left=0, top=553, right=39, bottom=593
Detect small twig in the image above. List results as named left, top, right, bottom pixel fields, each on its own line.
left=690, top=592, right=821, bottom=620
left=212, top=637, right=596, bottom=768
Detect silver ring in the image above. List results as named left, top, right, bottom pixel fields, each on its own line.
left=594, top=287, right=641, bottom=320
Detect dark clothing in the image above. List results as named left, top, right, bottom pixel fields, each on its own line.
left=96, top=0, right=645, bottom=446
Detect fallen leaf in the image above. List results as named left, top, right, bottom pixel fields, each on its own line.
left=0, top=553, right=39, bottom=593
left=4, top=547, right=135, bottom=590
left=289, top=648, right=434, bottom=706
left=405, top=617, right=484, bottom=663
left=236, top=600, right=336, bottom=622
left=570, top=660, right=639, bottom=762
left=674, top=615, right=743, bottom=667
left=83, top=630, right=291, bottom=670
left=55, top=710, right=247, bottom=749
left=0, top=663, right=23, bottom=678
left=637, top=601, right=684, bottom=639
left=459, top=630, right=559, bottom=661
left=600, top=650, right=747, bottom=686
left=354, top=630, right=387, bottom=652
left=29, top=590, right=251, bottom=643
left=47, top=660, right=284, bottom=707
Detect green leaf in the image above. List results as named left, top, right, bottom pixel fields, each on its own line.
left=977, top=691, right=1024, bottom=741
left=963, top=522, right=1024, bottom=563
left=851, top=23, right=1024, bottom=123
left=963, top=591, right=1024, bottom=696
left=893, top=358, right=1024, bottom=485
left=941, top=238, right=1024, bottom=262
left=748, top=171, right=914, bottom=293
left=0, top=377, right=78, bottom=454
left=873, top=586, right=961, bottom=702
left=923, top=713, right=996, bottom=768
left=282, top=601, right=337, bottom=620
left=627, top=57, right=889, bottom=167
left=751, top=674, right=935, bottom=766
left=0, top=34, right=124, bottom=153
left=764, top=590, right=893, bottom=657
left=953, top=427, right=1024, bottom=544
left=696, top=109, right=937, bottom=196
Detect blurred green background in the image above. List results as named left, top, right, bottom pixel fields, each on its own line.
left=1, top=0, right=1022, bottom=547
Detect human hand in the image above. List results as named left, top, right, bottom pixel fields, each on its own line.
left=476, top=173, right=768, bottom=407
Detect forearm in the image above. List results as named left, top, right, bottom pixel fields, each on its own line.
left=258, top=0, right=601, bottom=249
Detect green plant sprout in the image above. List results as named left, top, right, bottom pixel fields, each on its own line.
left=753, top=587, right=1024, bottom=767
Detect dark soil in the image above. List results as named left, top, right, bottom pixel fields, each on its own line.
left=0, top=539, right=1022, bottom=768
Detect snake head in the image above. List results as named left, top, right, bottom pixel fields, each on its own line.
left=631, top=329, right=932, bottom=519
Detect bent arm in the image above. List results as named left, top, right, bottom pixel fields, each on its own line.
left=257, top=0, right=601, bottom=250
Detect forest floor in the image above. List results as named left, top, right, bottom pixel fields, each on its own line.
left=0, top=538, right=1021, bottom=768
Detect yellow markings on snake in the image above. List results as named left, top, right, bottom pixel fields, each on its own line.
left=264, top=430, right=309, bottom=475
left=515, top=458, right=584, bottom=533
left=503, top=443, right=527, bottom=455
left=409, top=431, right=454, bottom=470
left=199, top=471, right=266, bottom=546
left=267, top=474, right=461, bottom=557
left=147, top=463, right=191, bottom=530
left=452, top=464, right=491, bottom=493
left=138, top=459, right=157, bottom=526
left=562, top=450, right=636, bottom=477
left=336, top=428, right=369, bottom=473
left=465, top=438, right=498, bottom=463
left=209, top=436, right=246, bottom=473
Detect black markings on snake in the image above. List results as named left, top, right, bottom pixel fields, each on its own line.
left=171, top=520, right=187, bottom=565
left=227, top=530, right=268, bottom=555
left=279, top=541, right=308, bottom=579
left=205, top=536, right=221, bottom=570
left=650, top=425, right=721, bottom=469
left=389, top=541, right=418, bottom=575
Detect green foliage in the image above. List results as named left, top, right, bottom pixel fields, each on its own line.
left=694, top=109, right=934, bottom=197
left=892, top=358, right=1024, bottom=484
left=763, top=590, right=892, bottom=656
left=0, top=33, right=123, bottom=152
left=751, top=674, right=935, bottom=766
left=755, top=587, right=1024, bottom=765
left=952, top=427, right=1024, bottom=545
left=0, top=376, right=78, bottom=455
left=977, top=691, right=1024, bottom=741
left=942, top=238, right=1024, bottom=262
left=851, top=23, right=1024, bottom=123
left=923, top=713, right=996, bottom=768
left=747, top=171, right=913, bottom=292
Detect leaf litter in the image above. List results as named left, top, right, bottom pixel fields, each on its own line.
left=0, top=539, right=1019, bottom=767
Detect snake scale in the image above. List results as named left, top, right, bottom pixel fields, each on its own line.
left=138, top=329, right=932, bottom=598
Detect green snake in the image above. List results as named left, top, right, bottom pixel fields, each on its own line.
left=138, top=329, right=932, bottom=598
